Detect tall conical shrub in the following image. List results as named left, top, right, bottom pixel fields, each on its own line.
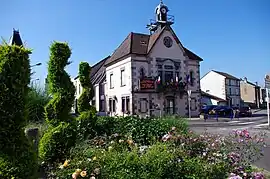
left=0, top=44, right=38, bottom=178
left=39, top=42, right=77, bottom=163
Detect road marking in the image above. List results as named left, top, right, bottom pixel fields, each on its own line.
left=228, top=121, right=240, bottom=123
left=256, top=123, right=269, bottom=127
left=237, top=122, right=255, bottom=125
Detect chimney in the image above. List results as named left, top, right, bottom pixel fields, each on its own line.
left=243, top=77, right=247, bottom=83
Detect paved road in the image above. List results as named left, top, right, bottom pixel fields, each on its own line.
left=189, top=110, right=270, bottom=171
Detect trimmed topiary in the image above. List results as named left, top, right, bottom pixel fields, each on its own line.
left=44, top=42, right=75, bottom=127
left=0, top=43, right=38, bottom=178
left=39, top=122, right=77, bottom=163
left=39, top=42, right=77, bottom=164
left=77, top=62, right=95, bottom=113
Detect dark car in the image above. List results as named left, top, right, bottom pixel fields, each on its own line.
left=200, top=105, right=217, bottom=114
left=238, top=106, right=252, bottom=117
left=212, top=106, right=233, bottom=117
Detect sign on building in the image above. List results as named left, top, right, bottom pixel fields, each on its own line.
left=140, top=78, right=155, bottom=90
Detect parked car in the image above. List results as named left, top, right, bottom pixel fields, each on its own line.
left=211, top=106, right=233, bottom=117
left=200, top=105, right=218, bottom=114
left=238, top=106, right=252, bottom=117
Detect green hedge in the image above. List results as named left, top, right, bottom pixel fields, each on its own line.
left=0, top=44, right=38, bottom=178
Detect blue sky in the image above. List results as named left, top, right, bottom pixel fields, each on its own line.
left=2, top=0, right=270, bottom=87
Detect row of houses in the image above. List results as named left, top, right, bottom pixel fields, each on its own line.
left=200, top=70, right=263, bottom=109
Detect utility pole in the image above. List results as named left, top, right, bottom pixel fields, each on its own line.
left=266, top=88, right=270, bottom=127
left=264, top=74, right=270, bottom=127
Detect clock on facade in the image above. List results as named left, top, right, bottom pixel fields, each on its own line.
left=161, top=7, right=167, bottom=14
left=163, top=36, right=173, bottom=48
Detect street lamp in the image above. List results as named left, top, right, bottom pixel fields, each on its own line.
left=30, top=62, right=42, bottom=68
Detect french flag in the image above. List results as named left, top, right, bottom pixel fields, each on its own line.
left=175, top=76, right=179, bottom=83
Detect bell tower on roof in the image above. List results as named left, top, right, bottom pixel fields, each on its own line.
left=147, top=0, right=175, bottom=34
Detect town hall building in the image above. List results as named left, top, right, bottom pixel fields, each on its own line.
left=73, top=1, right=203, bottom=117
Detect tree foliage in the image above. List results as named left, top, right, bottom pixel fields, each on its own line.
left=0, top=44, right=37, bottom=178
left=77, top=62, right=95, bottom=113
left=44, top=41, right=75, bottom=126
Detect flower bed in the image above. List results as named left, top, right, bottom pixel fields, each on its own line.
left=46, top=125, right=267, bottom=179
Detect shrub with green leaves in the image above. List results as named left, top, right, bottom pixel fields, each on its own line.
left=39, top=122, right=77, bottom=164
left=0, top=44, right=37, bottom=178
left=44, top=42, right=75, bottom=126
left=95, top=116, right=188, bottom=145
left=77, top=61, right=95, bottom=113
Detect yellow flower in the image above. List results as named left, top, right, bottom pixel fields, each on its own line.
left=92, top=156, right=97, bottom=161
left=108, top=146, right=113, bottom=151
left=80, top=170, right=87, bottom=177
left=127, top=139, right=133, bottom=145
left=75, top=169, right=82, bottom=174
left=63, top=159, right=69, bottom=167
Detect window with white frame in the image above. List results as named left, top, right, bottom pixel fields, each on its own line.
left=109, top=98, right=116, bottom=112
left=121, top=96, right=130, bottom=113
left=120, top=69, right=126, bottom=86
left=110, top=73, right=114, bottom=89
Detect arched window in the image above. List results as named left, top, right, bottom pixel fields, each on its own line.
left=139, top=68, right=145, bottom=79
left=189, top=71, right=194, bottom=86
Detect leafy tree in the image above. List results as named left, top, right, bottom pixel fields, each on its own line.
left=0, top=43, right=38, bottom=178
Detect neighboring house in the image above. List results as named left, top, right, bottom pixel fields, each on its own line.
left=201, top=91, right=227, bottom=106
left=73, top=1, right=203, bottom=117
left=200, top=70, right=241, bottom=107
left=240, top=77, right=260, bottom=108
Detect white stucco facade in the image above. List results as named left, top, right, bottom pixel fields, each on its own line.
left=201, top=71, right=226, bottom=100
left=200, top=70, right=241, bottom=107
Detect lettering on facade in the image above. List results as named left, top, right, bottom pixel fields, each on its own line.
left=140, top=78, right=155, bottom=90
